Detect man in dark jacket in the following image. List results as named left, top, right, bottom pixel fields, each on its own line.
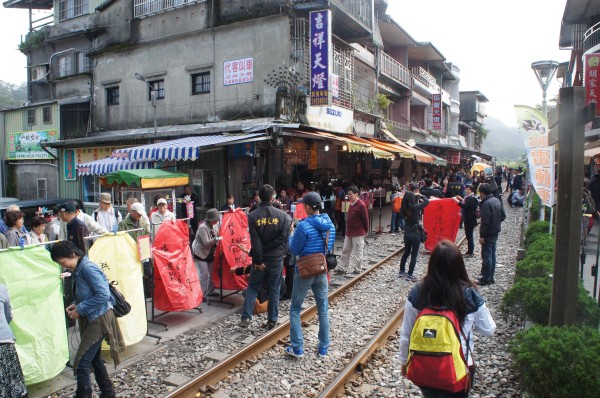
left=512, top=167, right=524, bottom=191
left=454, top=185, right=479, bottom=257
left=420, top=178, right=443, bottom=199
left=478, top=183, right=505, bottom=286
left=240, top=184, right=292, bottom=329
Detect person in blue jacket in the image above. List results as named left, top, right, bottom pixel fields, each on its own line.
left=50, top=241, right=122, bottom=398
left=286, top=192, right=336, bottom=358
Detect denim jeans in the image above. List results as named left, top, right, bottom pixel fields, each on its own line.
left=289, top=272, right=329, bottom=352
left=75, top=336, right=105, bottom=390
left=464, top=224, right=475, bottom=254
left=400, top=231, right=421, bottom=275
left=481, top=240, right=497, bottom=280
left=241, top=259, right=283, bottom=322
left=390, top=212, right=404, bottom=232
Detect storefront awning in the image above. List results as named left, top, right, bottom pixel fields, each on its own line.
left=111, top=133, right=268, bottom=162
left=380, top=129, right=437, bottom=164
left=77, top=157, right=154, bottom=176
left=101, top=169, right=189, bottom=189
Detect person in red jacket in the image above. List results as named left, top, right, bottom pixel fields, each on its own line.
left=336, top=186, right=369, bottom=274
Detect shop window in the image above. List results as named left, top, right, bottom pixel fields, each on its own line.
left=192, top=72, right=210, bottom=95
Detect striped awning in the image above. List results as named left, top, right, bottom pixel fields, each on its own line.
left=77, top=157, right=154, bottom=176
left=110, top=133, right=267, bottom=162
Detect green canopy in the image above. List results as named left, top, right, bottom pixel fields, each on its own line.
left=102, top=169, right=190, bottom=189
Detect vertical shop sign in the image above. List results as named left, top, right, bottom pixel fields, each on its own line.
left=585, top=54, right=600, bottom=116
left=514, top=105, right=555, bottom=207
left=310, top=10, right=332, bottom=106
left=432, top=93, right=442, bottom=131
left=64, top=149, right=76, bottom=181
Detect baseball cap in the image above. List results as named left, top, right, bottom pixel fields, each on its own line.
left=130, top=202, right=147, bottom=215
left=157, top=198, right=168, bottom=205
left=58, top=202, right=77, bottom=213
left=302, top=191, right=322, bottom=208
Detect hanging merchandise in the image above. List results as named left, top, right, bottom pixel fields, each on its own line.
left=422, top=198, right=462, bottom=252
left=212, top=209, right=251, bottom=291
left=0, top=246, right=68, bottom=385
left=89, top=233, right=147, bottom=346
left=153, top=220, right=203, bottom=311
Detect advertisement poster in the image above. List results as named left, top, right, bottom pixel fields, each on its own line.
left=7, top=130, right=58, bottom=160
left=514, top=105, right=555, bottom=207
left=224, top=57, right=254, bottom=86
left=310, top=9, right=332, bottom=106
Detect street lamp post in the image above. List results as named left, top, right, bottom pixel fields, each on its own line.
left=531, top=60, right=559, bottom=222
left=135, top=73, right=157, bottom=135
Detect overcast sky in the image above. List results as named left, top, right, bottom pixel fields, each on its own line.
left=389, top=0, right=567, bottom=126
left=0, top=1, right=567, bottom=126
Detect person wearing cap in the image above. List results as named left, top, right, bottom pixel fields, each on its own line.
left=335, top=186, right=369, bottom=275
left=57, top=201, right=89, bottom=253
left=58, top=201, right=107, bottom=242
left=240, top=184, right=292, bottom=329
left=93, top=193, right=122, bottom=232
left=151, top=198, right=176, bottom=238
left=192, top=208, right=221, bottom=298
left=118, top=202, right=150, bottom=240
left=286, top=191, right=335, bottom=358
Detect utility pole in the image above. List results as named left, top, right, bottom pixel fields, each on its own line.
left=550, top=86, right=595, bottom=326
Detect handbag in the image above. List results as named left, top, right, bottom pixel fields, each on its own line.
left=201, top=245, right=216, bottom=263
left=321, top=230, right=338, bottom=270
left=417, top=224, right=428, bottom=243
left=109, top=281, right=131, bottom=318
left=297, top=252, right=327, bottom=278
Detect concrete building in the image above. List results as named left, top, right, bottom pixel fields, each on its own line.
left=2, top=0, right=489, bottom=207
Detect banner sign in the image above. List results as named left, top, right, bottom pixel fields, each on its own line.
left=310, top=9, right=332, bottom=106
left=422, top=198, right=462, bottom=252
left=0, top=246, right=68, bottom=385
left=153, top=220, right=203, bottom=311
left=585, top=54, right=600, bottom=116
left=90, top=233, right=147, bottom=346
left=212, top=209, right=251, bottom=290
left=515, top=105, right=555, bottom=207
left=306, top=103, right=354, bottom=133
left=64, top=149, right=76, bottom=180
left=224, top=57, right=254, bottom=86
left=7, top=130, right=58, bottom=160
left=432, top=93, right=442, bottom=131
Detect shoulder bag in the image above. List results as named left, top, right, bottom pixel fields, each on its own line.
left=417, top=224, right=428, bottom=243
left=297, top=228, right=334, bottom=278
left=109, top=281, right=131, bottom=318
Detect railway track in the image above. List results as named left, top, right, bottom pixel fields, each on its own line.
left=166, top=237, right=466, bottom=398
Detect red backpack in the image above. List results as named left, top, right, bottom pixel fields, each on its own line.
left=406, top=306, right=471, bottom=393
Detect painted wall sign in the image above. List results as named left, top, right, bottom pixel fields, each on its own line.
left=310, top=10, right=332, bottom=106
left=224, top=57, right=254, bottom=86
left=7, top=130, right=58, bottom=160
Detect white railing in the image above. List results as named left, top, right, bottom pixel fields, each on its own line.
left=134, top=0, right=206, bottom=18
left=380, top=52, right=411, bottom=88
left=411, top=66, right=439, bottom=92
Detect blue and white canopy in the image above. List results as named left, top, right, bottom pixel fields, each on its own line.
left=110, top=133, right=267, bottom=162
left=77, top=157, right=153, bottom=176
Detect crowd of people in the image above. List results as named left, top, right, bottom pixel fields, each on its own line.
left=0, top=165, right=517, bottom=396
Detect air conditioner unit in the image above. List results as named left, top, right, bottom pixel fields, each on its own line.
left=31, top=66, right=46, bottom=81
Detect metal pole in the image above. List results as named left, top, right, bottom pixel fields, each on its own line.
left=152, top=90, right=157, bottom=135
left=550, top=87, right=586, bottom=326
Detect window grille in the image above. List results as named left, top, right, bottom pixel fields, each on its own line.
left=43, top=106, right=52, bottom=124
left=58, top=0, right=89, bottom=21
left=353, top=59, right=376, bottom=113
left=106, top=87, right=120, bottom=106
left=37, top=178, right=47, bottom=199
left=27, top=109, right=36, bottom=125
left=192, top=72, right=210, bottom=95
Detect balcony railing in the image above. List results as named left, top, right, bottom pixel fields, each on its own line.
left=383, top=118, right=410, bottom=141
left=584, top=21, right=600, bottom=52
left=380, top=52, right=411, bottom=89
left=134, top=0, right=206, bottom=18
left=411, top=66, right=440, bottom=92
left=332, top=0, right=372, bottom=30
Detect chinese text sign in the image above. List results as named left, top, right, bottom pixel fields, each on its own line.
left=224, top=57, right=254, bottom=86
left=310, top=10, right=332, bottom=106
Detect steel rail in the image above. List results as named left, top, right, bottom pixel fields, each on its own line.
left=317, top=306, right=405, bottom=398
left=166, top=236, right=466, bottom=398
left=165, top=245, right=406, bottom=398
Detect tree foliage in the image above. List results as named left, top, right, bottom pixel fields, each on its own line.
left=0, top=80, right=27, bottom=108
